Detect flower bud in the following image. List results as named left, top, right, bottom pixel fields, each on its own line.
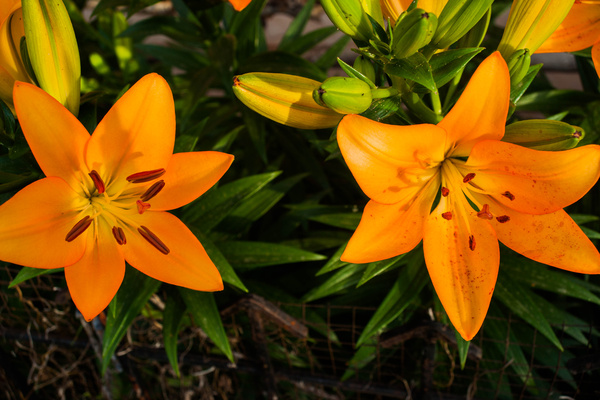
left=392, top=8, right=438, bottom=59
left=320, top=0, right=373, bottom=42
left=313, top=77, right=373, bottom=114
left=503, top=120, right=584, bottom=151
left=23, top=0, right=80, bottom=115
left=506, top=49, right=531, bottom=85
left=497, top=0, right=572, bottom=59
left=380, top=0, right=446, bottom=24
left=0, top=1, right=31, bottom=110
left=353, top=56, right=377, bottom=84
left=233, top=73, right=343, bottom=130
left=431, top=0, right=493, bottom=49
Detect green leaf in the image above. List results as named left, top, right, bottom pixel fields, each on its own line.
left=316, top=243, right=348, bottom=276
left=9, top=266, right=63, bottom=288
left=356, top=254, right=428, bottom=347
left=385, top=53, right=436, bottom=92
left=102, top=267, right=161, bottom=373
left=341, top=338, right=378, bottom=381
left=517, top=89, right=600, bottom=114
left=357, top=254, right=406, bottom=287
left=163, top=289, right=187, bottom=377
left=302, top=263, right=368, bottom=303
left=278, top=0, right=315, bottom=49
left=454, top=329, right=470, bottom=370
left=337, top=58, right=376, bottom=88
left=429, top=47, right=484, bottom=88
left=315, top=35, right=351, bottom=71
left=511, top=63, right=543, bottom=105
left=190, top=229, right=248, bottom=292
left=183, top=171, right=281, bottom=231
left=217, top=241, right=326, bottom=269
left=494, top=277, right=563, bottom=351
left=179, top=288, right=233, bottom=362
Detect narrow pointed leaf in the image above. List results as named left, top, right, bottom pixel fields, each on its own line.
left=429, top=47, right=484, bottom=88
left=163, top=289, right=187, bottom=377
left=9, top=266, right=62, bottom=288
left=217, top=241, right=326, bottom=269
left=385, top=53, right=436, bottom=92
left=302, top=263, right=368, bottom=303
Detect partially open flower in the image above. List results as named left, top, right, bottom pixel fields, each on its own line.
left=0, top=0, right=30, bottom=110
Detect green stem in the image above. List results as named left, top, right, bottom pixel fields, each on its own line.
left=430, top=90, right=442, bottom=116
left=402, top=92, right=442, bottom=124
left=371, top=87, right=399, bottom=99
left=442, top=68, right=464, bottom=112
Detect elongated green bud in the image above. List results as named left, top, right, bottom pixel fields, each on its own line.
left=23, top=0, right=81, bottom=116
left=432, top=0, right=493, bottom=49
left=320, top=0, right=372, bottom=42
left=506, top=49, right=531, bottom=85
left=392, top=9, right=438, bottom=59
left=313, top=77, right=373, bottom=114
left=353, top=56, right=376, bottom=85
left=233, top=73, right=343, bottom=129
left=503, top=120, right=584, bottom=151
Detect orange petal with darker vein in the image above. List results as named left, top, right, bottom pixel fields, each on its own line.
left=65, top=219, right=126, bottom=321
left=85, top=74, right=175, bottom=187
left=423, top=197, right=499, bottom=341
left=337, top=114, right=445, bottom=205
left=488, top=199, right=600, bottom=274
left=228, top=0, right=252, bottom=11
left=122, top=212, right=223, bottom=292
left=13, top=82, right=89, bottom=190
left=537, top=3, right=600, bottom=53
left=0, top=177, right=87, bottom=269
left=466, top=141, right=600, bottom=215
left=439, top=52, right=510, bottom=158
left=150, top=151, right=234, bottom=211
left=342, top=178, right=439, bottom=263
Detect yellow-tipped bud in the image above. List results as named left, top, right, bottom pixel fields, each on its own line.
left=497, top=0, right=573, bottom=59
left=313, top=77, right=373, bottom=114
left=23, top=0, right=80, bottom=115
left=503, top=120, right=584, bottom=151
left=0, top=1, right=31, bottom=110
left=233, top=73, right=343, bottom=130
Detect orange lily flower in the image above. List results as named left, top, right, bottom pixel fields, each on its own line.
left=0, top=0, right=30, bottom=109
left=228, top=0, right=252, bottom=11
left=380, top=0, right=446, bottom=23
left=536, top=1, right=600, bottom=77
left=0, top=74, right=234, bottom=321
left=337, top=52, right=600, bottom=340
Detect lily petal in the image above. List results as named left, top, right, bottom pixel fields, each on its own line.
left=85, top=74, right=175, bottom=187
left=537, top=3, right=600, bottom=53
left=592, top=42, right=600, bottom=78
left=439, top=52, right=510, bottom=158
left=150, top=151, right=234, bottom=211
left=0, top=177, right=87, bottom=268
left=423, top=196, right=499, bottom=341
left=65, top=219, right=125, bottom=321
left=0, top=6, right=28, bottom=84
left=337, top=114, right=446, bottom=204
left=228, top=0, right=252, bottom=11
left=466, top=141, right=600, bottom=215
left=342, top=178, right=439, bottom=263
left=13, top=82, right=89, bottom=189
left=122, top=212, right=223, bottom=292
left=488, top=199, right=600, bottom=274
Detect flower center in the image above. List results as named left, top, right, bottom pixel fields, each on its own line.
left=64, top=168, right=170, bottom=254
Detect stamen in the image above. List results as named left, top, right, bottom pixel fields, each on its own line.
left=89, top=170, right=106, bottom=194
left=441, top=187, right=449, bottom=197
left=501, top=191, right=515, bottom=201
left=126, top=168, right=166, bottom=184
left=140, top=180, right=165, bottom=202
left=441, top=212, right=453, bottom=220
left=496, top=215, right=510, bottom=223
left=476, top=204, right=493, bottom=220
left=462, top=173, right=476, bottom=183
left=112, top=226, right=127, bottom=245
left=65, top=216, right=93, bottom=242
left=138, top=226, right=170, bottom=254
left=136, top=200, right=151, bottom=214
left=468, top=235, right=476, bottom=251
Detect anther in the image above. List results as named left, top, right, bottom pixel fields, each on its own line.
left=501, top=191, right=515, bottom=201
left=463, top=173, right=476, bottom=183
left=140, top=180, right=165, bottom=202
left=126, top=168, right=166, bottom=184
left=89, top=170, right=105, bottom=194
left=476, top=204, right=493, bottom=220
left=468, top=235, right=476, bottom=251
left=441, top=212, right=453, bottom=220
left=441, top=187, right=449, bottom=197
left=138, top=226, right=170, bottom=255
left=496, top=215, right=510, bottom=223
left=136, top=200, right=151, bottom=214
left=65, top=216, right=92, bottom=242
left=112, top=226, right=127, bottom=245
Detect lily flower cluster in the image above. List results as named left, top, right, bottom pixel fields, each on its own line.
left=0, top=74, right=234, bottom=320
